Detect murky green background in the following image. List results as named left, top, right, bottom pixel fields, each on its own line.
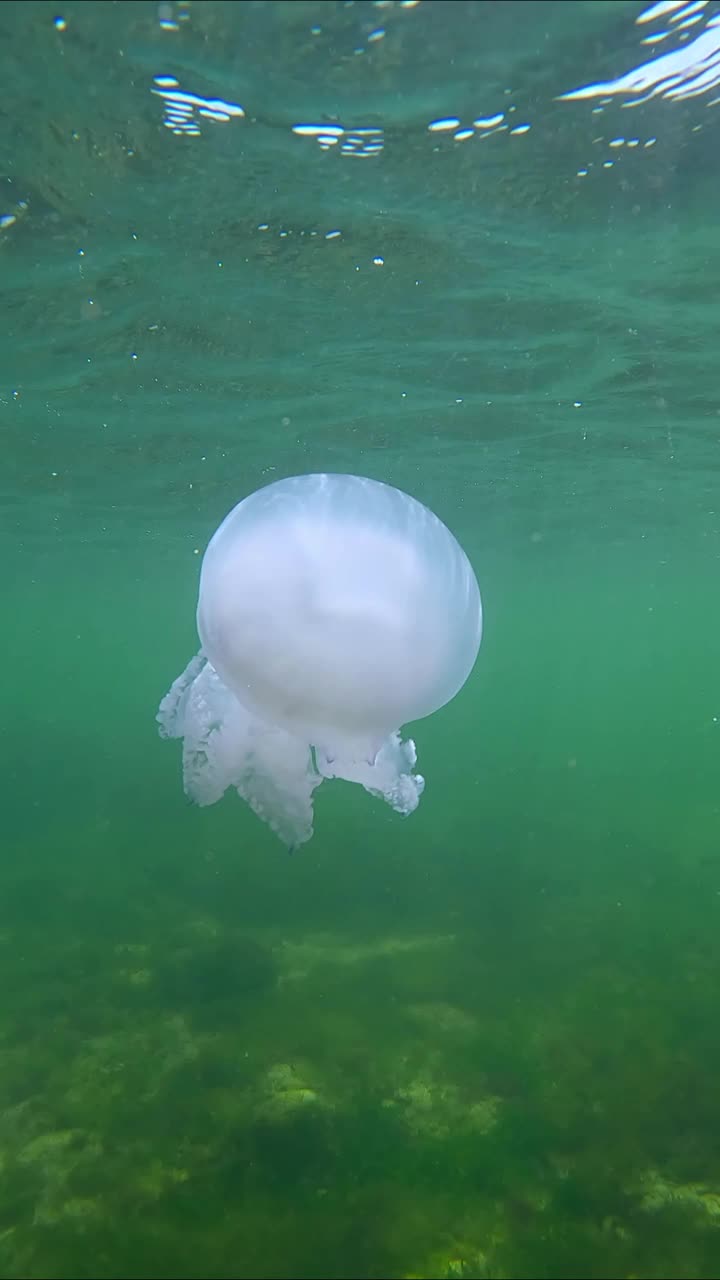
left=3, top=1, right=720, bottom=1276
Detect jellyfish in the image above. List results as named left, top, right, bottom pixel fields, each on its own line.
left=157, top=473, right=482, bottom=848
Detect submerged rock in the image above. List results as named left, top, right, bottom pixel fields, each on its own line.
left=258, top=1061, right=330, bottom=1121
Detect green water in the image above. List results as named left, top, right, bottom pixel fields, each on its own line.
left=4, top=1, right=720, bottom=1276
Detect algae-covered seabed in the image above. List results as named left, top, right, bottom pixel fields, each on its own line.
left=4, top=1, right=720, bottom=1277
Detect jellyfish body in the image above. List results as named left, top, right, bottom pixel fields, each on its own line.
left=158, top=473, right=482, bottom=847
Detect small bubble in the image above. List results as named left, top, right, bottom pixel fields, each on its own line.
left=54, top=15, right=68, bottom=31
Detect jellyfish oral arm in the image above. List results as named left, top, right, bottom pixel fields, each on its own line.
left=315, top=733, right=424, bottom=817
left=158, top=654, right=424, bottom=848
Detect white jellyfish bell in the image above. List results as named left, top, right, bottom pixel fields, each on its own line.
left=157, top=473, right=482, bottom=848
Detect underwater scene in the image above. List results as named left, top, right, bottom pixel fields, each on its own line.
left=4, top=1, right=720, bottom=1276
